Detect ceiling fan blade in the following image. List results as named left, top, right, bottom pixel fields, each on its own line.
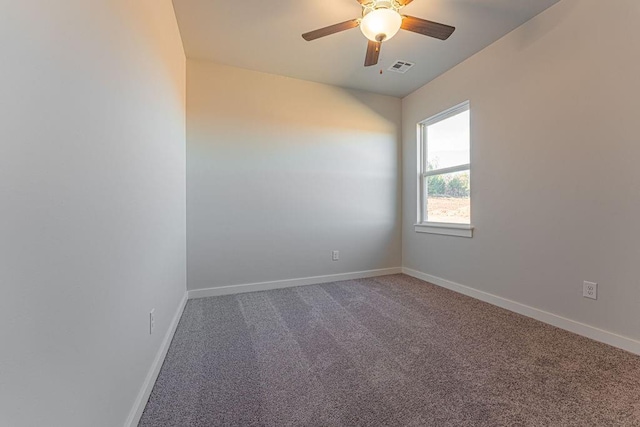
left=302, top=19, right=360, bottom=41
left=401, top=15, right=455, bottom=40
left=364, top=40, right=381, bottom=67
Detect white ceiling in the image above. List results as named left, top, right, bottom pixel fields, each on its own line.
left=172, top=0, right=560, bottom=98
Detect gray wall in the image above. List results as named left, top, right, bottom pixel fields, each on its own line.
left=187, top=60, right=402, bottom=290
left=402, top=0, right=640, bottom=341
left=0, top=1, right=186, bottom=426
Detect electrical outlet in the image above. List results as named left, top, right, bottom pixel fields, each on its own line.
left=583, top=281, right=597, bottom=300
left=332, top=250, right=339, bottom=261
left=149, top=309, right=155, bottom=335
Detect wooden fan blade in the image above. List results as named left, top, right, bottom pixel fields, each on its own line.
left=401, top=15, right=455, bottom=40
left=364, top=40, right=381, bottom=67
left=302, top=19, right=360, bottom=41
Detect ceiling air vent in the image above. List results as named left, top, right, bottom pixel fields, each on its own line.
left=388, top=60, right=414, bottom=74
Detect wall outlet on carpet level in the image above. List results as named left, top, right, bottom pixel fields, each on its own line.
left=583, top=281, right=597, bottom=300
left=149, top=309, right=155, bottom=335
left=332, top=250, right=339, bottom=261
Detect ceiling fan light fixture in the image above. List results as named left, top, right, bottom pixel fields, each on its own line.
left=360, top=8, right=402, bottom=42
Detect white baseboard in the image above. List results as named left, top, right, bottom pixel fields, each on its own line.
left=125, top=292, right=188, bottom=427
left=188, top=267, right=403, bottom=299
left=402, top=267, right=640, bottom=356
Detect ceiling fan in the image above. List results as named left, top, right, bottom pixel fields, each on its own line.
left=302, top=0, right=455, bottom=67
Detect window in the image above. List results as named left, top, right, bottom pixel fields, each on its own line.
left=416, top=101, right=473, bottom=237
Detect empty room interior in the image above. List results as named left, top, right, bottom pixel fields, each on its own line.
left=3, top=0, right=640, bottom=426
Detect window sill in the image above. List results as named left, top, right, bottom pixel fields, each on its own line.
left=414, top=222, right=474, bottom=238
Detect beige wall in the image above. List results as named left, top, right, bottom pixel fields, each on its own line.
left=187, top=60, right=402, bottom=290
left=403, top=0, right=640, bottom=342
left=0, top=1, right=186, bottom=426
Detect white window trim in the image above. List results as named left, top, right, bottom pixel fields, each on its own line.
left=414, top=222, right=473, bottom=238
left=416, top=101, right=473, bottom=238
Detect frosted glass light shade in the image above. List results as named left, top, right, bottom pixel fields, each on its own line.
left=360, top=8, right=402, bottom=42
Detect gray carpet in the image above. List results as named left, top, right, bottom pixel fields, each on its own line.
left=139, top=274, right=640, bottom=426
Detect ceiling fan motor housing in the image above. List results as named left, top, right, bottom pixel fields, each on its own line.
left=366, top=0, right=399, bottom=11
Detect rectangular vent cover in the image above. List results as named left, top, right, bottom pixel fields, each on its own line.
left=388, top=60, right=414, bottom=73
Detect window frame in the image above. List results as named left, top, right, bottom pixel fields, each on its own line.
left=415, top=101, right=473, bottom=238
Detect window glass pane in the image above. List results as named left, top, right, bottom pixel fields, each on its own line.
left=425, top=170, right=470, bottom=224
left=426, top=110, right=470, bottom=171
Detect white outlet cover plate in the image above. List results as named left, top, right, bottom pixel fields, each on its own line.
left=150, top=309, right=155, bottom=334
left=583, top=281, right=597, bottom=300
